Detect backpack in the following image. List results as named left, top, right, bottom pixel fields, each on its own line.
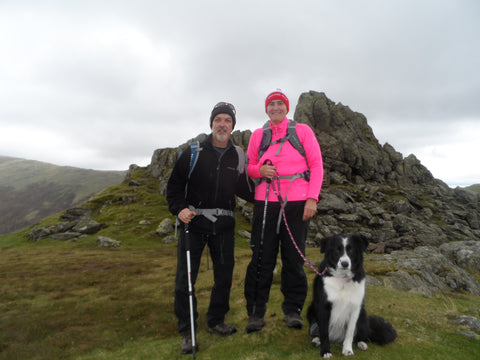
left=175, top=140, right=248, bottom=236
left=186, top=141, right=246, bottom=179
left=258, top=119, right=310, bottom=171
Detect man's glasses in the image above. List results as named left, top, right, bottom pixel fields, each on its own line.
left=214, top=102, right=236, bottom=114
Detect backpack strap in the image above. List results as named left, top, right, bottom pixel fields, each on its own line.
left=188, top=141, right=202, bottom=179
left=187, top=141, right=245, bottom=179
left=257, top=121, right=272, bottom=161
left=257, top=119, right=309, bottom=168
left=234, top=145, right=246, bottom=174
left=234, top=144, right=253, bottom=193
left=286, top=120, right=307, bottom=166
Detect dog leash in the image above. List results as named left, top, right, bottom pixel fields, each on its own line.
left=265, top=162, right=327, bottom=278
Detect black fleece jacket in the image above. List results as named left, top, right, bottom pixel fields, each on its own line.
left=166, top=135, right=254, bottom=234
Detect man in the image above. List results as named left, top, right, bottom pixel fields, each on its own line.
left=244, top=89, right=324, bottom=333
left=167, top=102, right=254, bottom=355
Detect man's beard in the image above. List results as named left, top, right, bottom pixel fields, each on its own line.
left=214, top=129, right=228, bottom=143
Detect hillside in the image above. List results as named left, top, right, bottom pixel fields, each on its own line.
left=0, top=156, right=126, bottom=235
left=0, top=167, right=478, bottom=359
left=466, top=184, right=480, bottom=194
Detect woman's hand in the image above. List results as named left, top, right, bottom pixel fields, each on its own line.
left=260, top=164, right=277, bottom=179
left=303, top=198, right=318, bottom=221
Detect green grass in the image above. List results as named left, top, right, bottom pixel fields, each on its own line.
left=465, top=184, right=480, bottom=194
left=1, top=171, right=479, bottom=359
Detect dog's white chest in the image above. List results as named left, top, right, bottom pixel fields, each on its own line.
left=324, top=277, right=365, bottom=342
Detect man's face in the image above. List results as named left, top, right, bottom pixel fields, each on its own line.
left=212, top=113, right=233, bottom=143
left=266, top=100, right=288, bottom=124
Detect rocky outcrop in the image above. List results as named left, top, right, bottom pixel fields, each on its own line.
left=143, top=90, right=480, bottom=296
left=149, top=91, right=480, bottom=252
left=367, top=243, right=480, bottom=296
left=28, top=206, right=106, bottom=242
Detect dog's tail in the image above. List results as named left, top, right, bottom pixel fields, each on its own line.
left=368, top=315, right=397, bottom=345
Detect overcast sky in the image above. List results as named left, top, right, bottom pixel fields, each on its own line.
left=0, top=0, right=478, bottom=187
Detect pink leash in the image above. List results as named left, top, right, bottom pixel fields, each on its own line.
left=269, top=171, right=327, bottom=278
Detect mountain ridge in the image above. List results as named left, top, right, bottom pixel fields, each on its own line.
left=0, top=156, right=126, bottom=234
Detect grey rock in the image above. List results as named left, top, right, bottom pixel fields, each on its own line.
left=50, top=232, right=83, bottom=241
left=456, top=315, right=480, bottom=332
left=156, top=218, right=174, bottom=236
left=162, top=235, right=177, bottom=244
left=97, top=236, right=121, bottom=248
left=368, top=246, right=480, bottom=296
left=440, top=241, right=480, bottom=272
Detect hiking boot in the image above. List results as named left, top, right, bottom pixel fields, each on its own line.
left=208, top=323, right=237, bottom=337
left=181, top=332, right=198, bottom=355
left=284, top=313, right=303, bottom=329
left=245, top=316, right=266, bottom=333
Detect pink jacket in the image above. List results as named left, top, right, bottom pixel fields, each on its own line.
left=247, top=117, right=324, bottom=202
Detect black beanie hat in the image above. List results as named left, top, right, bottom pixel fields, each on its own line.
left=210, top=102, right=236, bottom=129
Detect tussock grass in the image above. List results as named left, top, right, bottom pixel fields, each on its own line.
left=1, top=171, right=479, bottom=359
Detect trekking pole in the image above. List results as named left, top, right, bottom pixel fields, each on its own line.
left=260, top=160, right=273, bottom=250
left=252, top=160, right=272, bottom=316
left=184, top=224, right=197, bottom=359
left=206, top=247, right=210, bottom=270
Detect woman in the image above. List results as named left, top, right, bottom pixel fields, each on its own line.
left=244, top=89, right=324, bottom=333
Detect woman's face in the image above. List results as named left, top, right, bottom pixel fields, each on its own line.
left=266, top=100, right=288, bottom=124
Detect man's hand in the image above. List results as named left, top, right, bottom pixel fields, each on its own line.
left=178, top=208, right=196, bottom=224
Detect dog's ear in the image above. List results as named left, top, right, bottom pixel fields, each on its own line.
left=354, top=233, right=369, bottom=252
left=320, top=236, right=331, bottom=254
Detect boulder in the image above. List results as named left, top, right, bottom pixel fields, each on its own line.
left=50, top=232, right=83, bottom=241
left=368, top=246, right=480, bottom=296
left=440, top=241, right=480, bottom=272
left=72, top=218, right=106, bottom=234
left=156, top=218, right=174, bottom=236
left=456, top=315, right=480, bottom=333
left=97, top=236, right=121, bottom=248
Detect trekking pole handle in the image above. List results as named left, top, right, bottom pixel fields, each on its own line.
left=184, top=223, right=191, bottom=251
left=262, top=159, right=274, bottom=184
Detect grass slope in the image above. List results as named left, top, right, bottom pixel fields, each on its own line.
left=465, top=184, right=480, bottom=194
left=0, top=168, right=479, bottom=359
left=0, top=156, right=126, bottom=234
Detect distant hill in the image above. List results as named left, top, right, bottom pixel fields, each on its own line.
left=465, top=184, right=480, bottom=194
left=0, top=156, right=126, bottom=234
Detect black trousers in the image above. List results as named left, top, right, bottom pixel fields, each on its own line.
left=174, top=227, right=235, bottom=334
left=244, top=200, right=308, bottom=318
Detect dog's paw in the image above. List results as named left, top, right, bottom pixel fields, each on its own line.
left=322, top=352, right=332, bottom=359
left=311, top=336, right=321, bottom=348
left=357, top=341, right=368, bottom=351
left=341, top=347, right=354, bottom=356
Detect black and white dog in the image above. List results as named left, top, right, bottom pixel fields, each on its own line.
left=307, top=234, right=397, bottom=358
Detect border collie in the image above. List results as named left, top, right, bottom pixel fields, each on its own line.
left=306, top=234, right=397, bottom=358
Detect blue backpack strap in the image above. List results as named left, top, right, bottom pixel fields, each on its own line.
left=188, top=141, right=202, bottom=179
